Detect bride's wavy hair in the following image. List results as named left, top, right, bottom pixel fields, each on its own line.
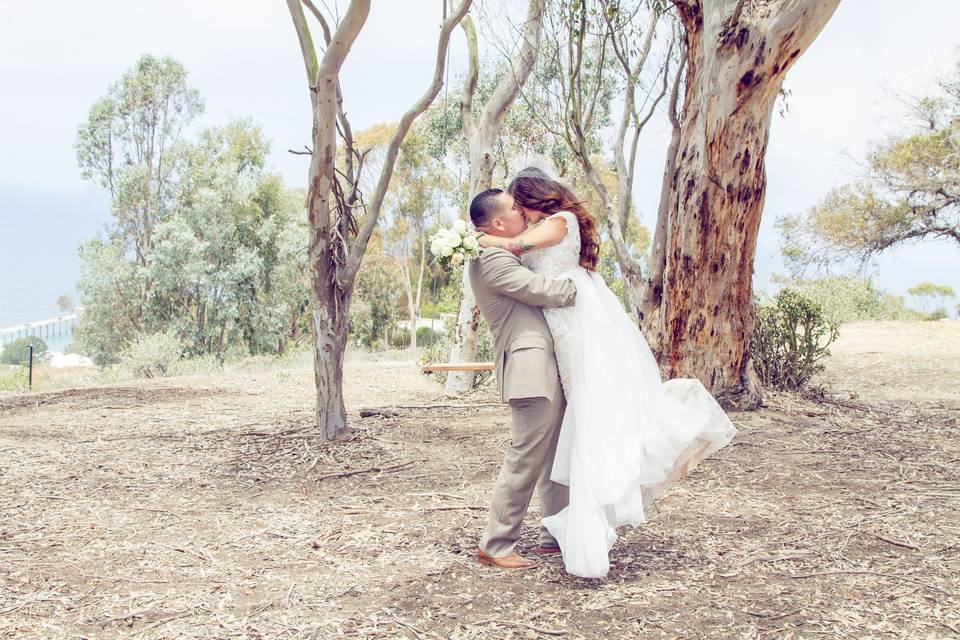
left=507, top=169, right=601, bottom=271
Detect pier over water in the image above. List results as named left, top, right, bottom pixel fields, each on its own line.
left=0, top=314, right=79, bottom=346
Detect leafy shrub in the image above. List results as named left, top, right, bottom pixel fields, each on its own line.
left=927, top=306, right=949, bottom=321
left=389, top=328, right=411, bottom=349
left=118, top=332, right=182, bottom=378
left=877, top=293, right=923, bottom=321
left=0, top=366, right=27, bottom=392
left=752, top=289, right=839, bottom=391
left=416, top=326, right=440, bottom=347
left=1, top=336, right=48, bottom=365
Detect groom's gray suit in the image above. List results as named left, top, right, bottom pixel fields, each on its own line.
left=469, top=246, right=577, bottom=557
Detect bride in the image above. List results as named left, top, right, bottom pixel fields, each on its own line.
left=476, top=167, right=737, bottom=578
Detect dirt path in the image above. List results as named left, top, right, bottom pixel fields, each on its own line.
left=1, top=355, right=958, bottom=638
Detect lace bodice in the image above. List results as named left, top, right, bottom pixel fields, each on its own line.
left=521, top=210, right=581, bottom=276
left=520, top=211, right=580, bottom=277
left=522, top=210, right=581, bottom=397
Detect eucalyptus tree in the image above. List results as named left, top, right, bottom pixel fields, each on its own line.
left=444, top=0, right=549, bottom=394
left=383, top=126, right=453, bottom=349
left=778, top=52, right=960, bottom=278
left=908, top=282, right=955, bottom=314
left=75, top=57, right=306, bottom=366
left=651, top=0, right=839, bottom=409
left=286, top=0, right=472, bottom=438
left=75, top=54, right=203, bottom=268
left=519, top=0, right=676, bottom=323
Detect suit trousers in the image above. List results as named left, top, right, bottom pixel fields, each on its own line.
left=479, top=378, right=569, bottom=557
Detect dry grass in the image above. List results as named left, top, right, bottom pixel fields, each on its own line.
left=813, top=320, right=960, bottom=410
left=1, top=322, right=958, bottom=639
left=0, top=364, right=104, bottom=394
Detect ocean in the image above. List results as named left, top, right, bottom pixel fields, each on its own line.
left=0, top=184, right=110, bottom=351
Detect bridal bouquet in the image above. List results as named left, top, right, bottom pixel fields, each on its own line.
left=429, top=219, right=481, bottom=267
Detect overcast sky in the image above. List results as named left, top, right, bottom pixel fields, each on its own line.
left=1, top=0, right=958, bottom=326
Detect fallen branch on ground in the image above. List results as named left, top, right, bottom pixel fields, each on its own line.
left=359, top=403, right=502, bottom=418
left=472, top=619, right=568, bottom=637
left=313, top=459, right=418, bottom=482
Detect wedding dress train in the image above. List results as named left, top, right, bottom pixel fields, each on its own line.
left=522, top=211, right=737, bottom=578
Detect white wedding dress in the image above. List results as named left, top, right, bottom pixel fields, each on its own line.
left=522, top=210, right=737, bottom=578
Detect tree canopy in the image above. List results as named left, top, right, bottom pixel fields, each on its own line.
left=779, top=53, right=960, bottom=276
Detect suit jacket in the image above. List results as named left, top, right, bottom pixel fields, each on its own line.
left=468, top=247, right=577, bottom=403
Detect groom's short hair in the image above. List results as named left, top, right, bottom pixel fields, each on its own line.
left=470, top=188, right=504, bottom=227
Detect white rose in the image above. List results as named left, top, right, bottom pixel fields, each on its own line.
left=450, top=252, right=464, bottom=266
left=445, top=230, right=462, bottom=249
left=462, top=234, right=479, bottom=252
left=430, top=240, right=444, bottom=257
left=439, top=243, right=454, bottom=257
left=452, top=219, right=468, bottom=235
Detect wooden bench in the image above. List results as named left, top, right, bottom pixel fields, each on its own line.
left=420, top=362, right=495, bottom=373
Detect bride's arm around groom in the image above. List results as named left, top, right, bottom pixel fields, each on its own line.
left=473, top=247, right=575, bottom=309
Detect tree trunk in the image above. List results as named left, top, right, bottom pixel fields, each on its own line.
left=640, top=44, right=686, bottom=352
left=410, top=234, right=427, bottom=350
left=445, top=0, right=546, bottom=394
left=290, top=0, right=370, bottom=440
left=658, top=0, right=839, bottom=410
left=289, top=0, right=471, bottom=437
left=403, top=266, right=419, bottom=350
left=310, top=289, right=350, bottom=440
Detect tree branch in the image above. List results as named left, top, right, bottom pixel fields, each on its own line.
left=459, top=13, right=479, bottom=140
left=286, top=0, right=320, bottom=90
left=303, top=0, right=359, bottom=182
left=302, top=0, right=333, bottom=44
left=478, top=0, right=547, bottom=148
left=345, top=0, right=473, bottom=283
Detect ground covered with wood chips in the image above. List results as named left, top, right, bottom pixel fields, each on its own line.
left=1, top=322, right=958, bottom=639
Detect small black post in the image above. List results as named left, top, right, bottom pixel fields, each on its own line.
left=27, top=344, right=34, bottom=389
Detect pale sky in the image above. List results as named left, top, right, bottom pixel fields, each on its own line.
left=1, top=0, right=958, bottom=326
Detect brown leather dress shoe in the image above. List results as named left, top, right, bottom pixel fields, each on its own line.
left=477, top=548, right=539, bottom=569
left=535, top=544, right=562, bottom=555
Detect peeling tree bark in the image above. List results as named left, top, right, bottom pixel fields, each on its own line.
left=656, top=0, right=839, bottom=410
left=445, top=0, right=547, bottom=394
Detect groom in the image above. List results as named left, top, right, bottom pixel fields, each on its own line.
left=468, top=188, right=577, bottom=570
